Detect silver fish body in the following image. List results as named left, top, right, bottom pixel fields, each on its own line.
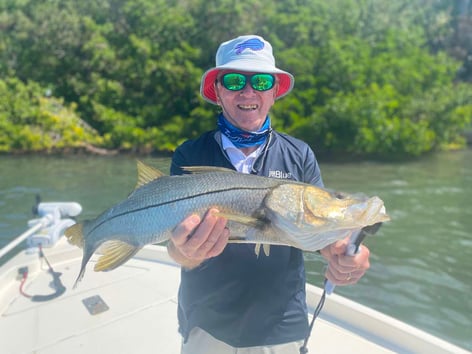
left=65, top=161, right=390, bottom=285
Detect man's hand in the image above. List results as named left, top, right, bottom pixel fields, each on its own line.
left=167, top=208, right=230, bottom=269
left=320, top=236, right=370, bottom=285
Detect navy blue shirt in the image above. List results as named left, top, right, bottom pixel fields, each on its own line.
left=171, top=129, right=323, bottom=347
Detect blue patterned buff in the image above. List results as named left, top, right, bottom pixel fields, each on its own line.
left=217, top=114, right=271, bottom=148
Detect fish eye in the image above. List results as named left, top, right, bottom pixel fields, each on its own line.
left=334, top=192, right=346, bottom=200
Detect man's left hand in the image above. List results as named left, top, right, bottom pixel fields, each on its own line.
left=320, top=236, right=370, bottom=286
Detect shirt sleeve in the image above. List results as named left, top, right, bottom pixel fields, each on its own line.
left=170, top=145, right=187, bottom=176
left=303, top=146, right=324, bottom=187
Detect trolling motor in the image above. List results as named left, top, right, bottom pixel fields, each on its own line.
left=0, top=198, right=82, bottom=259
left=0, top=197, right=82, bottom=302
left=26, top=198, right=82, bottom=251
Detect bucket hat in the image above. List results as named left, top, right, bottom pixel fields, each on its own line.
left=200, top=35, right=294, bottom=104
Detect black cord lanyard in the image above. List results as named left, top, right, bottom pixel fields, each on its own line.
left=299, top=286, right=327, bottom=353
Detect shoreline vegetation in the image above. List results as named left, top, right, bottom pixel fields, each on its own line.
left=1, top=0, right=472, bottom=158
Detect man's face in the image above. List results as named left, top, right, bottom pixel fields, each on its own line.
left=215, top=71, right=278, bottom=131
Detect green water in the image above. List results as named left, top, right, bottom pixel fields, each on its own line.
left=0, top=152, right=471, bottom=351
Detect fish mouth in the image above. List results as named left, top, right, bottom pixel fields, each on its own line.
left=358, top=197, right=391, bottom=225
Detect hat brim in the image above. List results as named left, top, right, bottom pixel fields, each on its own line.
left=200, top=65, right=294, bottom=105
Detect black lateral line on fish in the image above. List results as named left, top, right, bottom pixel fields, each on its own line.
left=86, top=185, right=275, bottom=236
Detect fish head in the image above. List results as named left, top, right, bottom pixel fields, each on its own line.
left=302, top=186, right=390, bottom=230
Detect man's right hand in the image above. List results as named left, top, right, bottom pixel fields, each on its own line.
left=167, top=208, right=230, bottom=269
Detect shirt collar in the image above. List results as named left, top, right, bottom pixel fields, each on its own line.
left=221, top=134, right=263, bottom=173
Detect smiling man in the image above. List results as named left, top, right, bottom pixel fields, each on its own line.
left=168, top=35, right=371, bottom=354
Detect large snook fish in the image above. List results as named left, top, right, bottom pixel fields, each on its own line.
left=65, top=161, right=390, bottom=286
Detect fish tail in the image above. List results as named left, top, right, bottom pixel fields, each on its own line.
left=73, top=244, right=95, bottom=288
left=73, top=262, right=87, bottom=289
left=65, top=223, right=85, bottom=249
left=65, top=222, right=100, bottom=288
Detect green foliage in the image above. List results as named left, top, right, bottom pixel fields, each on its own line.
left=1, top=0, right=471, bottom=156
left=0, top=77, right=101, bottom=152
left=268, top=0, right=472, bottom=156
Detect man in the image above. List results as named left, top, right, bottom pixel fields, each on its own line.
left=167, top=35, right=370, bottom=353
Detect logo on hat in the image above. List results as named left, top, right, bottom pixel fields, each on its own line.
left=234, top=38, right=265, bottom=55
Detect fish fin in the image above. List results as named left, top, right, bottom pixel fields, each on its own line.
left=73, top=268, right=85, bottom=289
left=73, top=256, right=89, bottom=288
left=73, top=235, right=97, bottom=288
left=263, top=244, right=271, bottom=256
left=183, top=166, right=236, bottom=174
left=254, top=243, right=261, bottom=257
left=94, top=240, right=141, bottom=272
left=136, top=160, right=166, bottom=188
left=64, top=223, right=84, bottom=248
left=213, top=211, right=264, bottom=228
left=253, top=243, right=271, bottom=257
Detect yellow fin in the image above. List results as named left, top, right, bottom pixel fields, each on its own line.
left=183, top=166, right=236, bottom=174
left=254, top=243, right=271, bottom=257
left=94, top=240, right=140, bottom=272
left=64, top=223, right=84, bottom=248
left=136, top=160, right=165, bottom=189
left=213, top=211, right=263, bottom=228
left=263, top=244, right=271, bottom=256
left=255, top=243, right=261, bottom=257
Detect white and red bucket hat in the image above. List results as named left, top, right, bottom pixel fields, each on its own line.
left=200, top=35, right=295, bottom=104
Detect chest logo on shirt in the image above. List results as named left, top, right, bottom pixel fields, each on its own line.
left=268, top=170, right=292, bottom=179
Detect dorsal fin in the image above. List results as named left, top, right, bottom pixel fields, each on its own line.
left=136, top=160, right=165, bottom=188
left=183, top=166, right=236, bottom=174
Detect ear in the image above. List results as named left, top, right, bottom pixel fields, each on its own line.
left=215, top=83, right=222, bottom=105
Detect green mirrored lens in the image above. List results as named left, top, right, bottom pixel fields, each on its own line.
left=221, top=73, right=275, bottom=91
left=222, top=73, right=246, bottom=91
left=251, top=74, right=274, bottom=91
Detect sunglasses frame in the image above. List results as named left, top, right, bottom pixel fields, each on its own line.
left=219, top=73, right=276, bottom=92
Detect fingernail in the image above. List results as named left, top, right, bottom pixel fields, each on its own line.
left=189, top=215, right=200, bottom=225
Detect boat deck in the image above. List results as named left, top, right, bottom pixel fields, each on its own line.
left=0, top=239, right=469, bottom=354
left=0, top=240, right=181, bottom=354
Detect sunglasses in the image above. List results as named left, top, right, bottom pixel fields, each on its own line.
left=219, top=73, right=275, bottom=92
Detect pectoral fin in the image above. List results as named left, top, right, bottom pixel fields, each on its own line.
left=213, top=211, right=264, bottom=228
left=94, top=240, right=141, bottom=272
left=211, top=211, right=270, bottom=257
